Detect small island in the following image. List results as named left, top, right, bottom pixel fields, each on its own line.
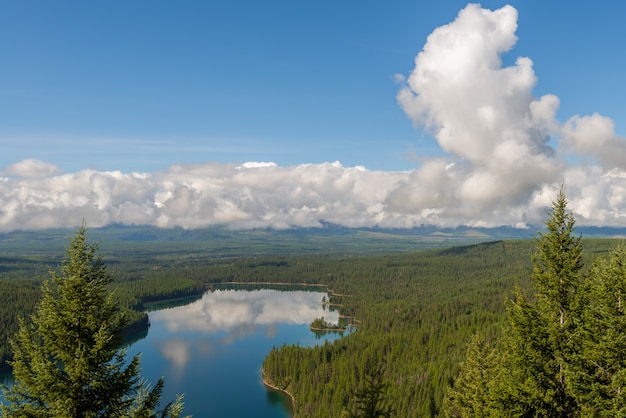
left=309, top=316, right=344, bottom=331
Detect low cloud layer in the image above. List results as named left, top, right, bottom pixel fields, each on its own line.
left=2, top=4, right=626, bottom=232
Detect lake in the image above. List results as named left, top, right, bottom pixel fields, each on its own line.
left=2, top=286, right=343, bottom=417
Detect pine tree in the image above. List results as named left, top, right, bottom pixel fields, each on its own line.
left=347, top=365, right=394, bottom=418
left=500, top=186, right=583, bottom=416
left=0, top=224, right=188, bottom=418
left=444, top=333, right=500, bottom=418
left=570, top=245, right=626, bottom=416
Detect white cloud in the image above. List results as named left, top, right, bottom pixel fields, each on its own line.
left=1, top=4, right=626, bottom=231
left=397, top=3, right=560, bottom=212
left=0, top=158, right=568, bottom=232
left=561, top=114, right=626, bottom=169
left=3, top=159, right=62, bottom=178
left=393, top=3, right=626, bottom=228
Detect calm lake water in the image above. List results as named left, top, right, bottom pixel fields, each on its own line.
left=2, top=286, right=343, bottom=417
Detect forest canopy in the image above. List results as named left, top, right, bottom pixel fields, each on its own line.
left=445, top=188, right=626, bottom=417
left=0, top=193, right=623, bottom=416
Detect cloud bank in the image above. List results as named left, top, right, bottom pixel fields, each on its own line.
left=2, top=4, right=626, bottom=232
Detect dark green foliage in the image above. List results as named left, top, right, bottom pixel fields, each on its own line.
left=346, top=365, right=394, bottom=418
left=443, top=333, right=499, bottom=417
left=0, top=225, right=187, bottom=418
left=0, top=223, right=623, bottom=416
left=444, top=189, right=585, bottom=417
left=448, top=189, right=626, bottom=417
left=533, top=187, right=584, bottom=320
left=500, top=188, right=582, bottom=416
left=569, top=245, right=626, bottom=416
left=0, top=280, right=40, bottom=372
left=310, top=316, right=342, bottom=330
left=262, top=240, right=537, bottom=416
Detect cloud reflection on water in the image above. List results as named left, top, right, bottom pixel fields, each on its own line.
left=145, top=289, right=338, bottom=372
left=149, top=289, right=337, bottom=336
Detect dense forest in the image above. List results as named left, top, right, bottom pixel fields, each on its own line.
left=0, top=218, right=623, bottom=415
left=443, top=190, right=626, bottom=416
left=262, top=240, right=538, bottom=416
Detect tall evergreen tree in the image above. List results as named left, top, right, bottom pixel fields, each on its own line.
left=346, top=365, right=394, bottom=418
left=498, top=186, right=583, bottom=416
left=447, top=189, right=626, bottom=416
left=570, top=245, right=626, bottom=416
left=444, top=333, right=500, bottom=418
left=0, top=225, right=187, bottom=418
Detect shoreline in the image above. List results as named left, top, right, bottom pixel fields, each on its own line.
left=215, top=282, right=357, bottom=418
left=218, top=281, right=329, bottom=288
left=309, top=326, right=346, bottom=332
left=262, top=368, right=296, bottom=418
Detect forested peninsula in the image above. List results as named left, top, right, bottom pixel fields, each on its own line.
left=1, top=195, right=624, bottom=415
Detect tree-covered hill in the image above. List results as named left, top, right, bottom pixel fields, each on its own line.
left=262, top=240, right=537, bottom=416
left=0, top=224, right=538, bottom=258
left=0, top=229, right=623, bottom=415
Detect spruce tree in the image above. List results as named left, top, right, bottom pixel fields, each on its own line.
left=0, top=225, right=187, bottom=418
left=500, top=186, right=583, bottom=416
left=570, top=245, right=626, bottom=416
left=347, top=365, right=394, bottom=418
left=446, top=188, right=626, bottom=416
left=444, top=334, right=499, bottom=418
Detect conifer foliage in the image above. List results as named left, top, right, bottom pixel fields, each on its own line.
left=443, top=333, right=499, bottom=417
left=570, top=244, right=626, bottom=416
left=346, top=365, right=394, bottom=418
left=447, top=187, right=626, bottom=416
left=0, top=224, right=187, bottom=418
left=502, top=186, right=582, bottom=416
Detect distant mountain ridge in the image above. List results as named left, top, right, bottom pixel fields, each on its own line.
left=3, top=223, right=535, bottom=242
left=0, top=224, right=623, bottom=257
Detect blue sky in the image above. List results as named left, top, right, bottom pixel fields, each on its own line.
left=1, top=1, right=626, bottom=231
left=2, top=1, right=624, bottom=173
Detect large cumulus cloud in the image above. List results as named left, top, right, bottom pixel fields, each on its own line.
left=397, top=5, right=560, bottom=214
left=2, top=3, right=626, bottom=232
left=395, top=3, right=626, bottom=227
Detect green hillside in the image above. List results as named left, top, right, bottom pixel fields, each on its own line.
left=0, top=228, right=623, bottom=415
